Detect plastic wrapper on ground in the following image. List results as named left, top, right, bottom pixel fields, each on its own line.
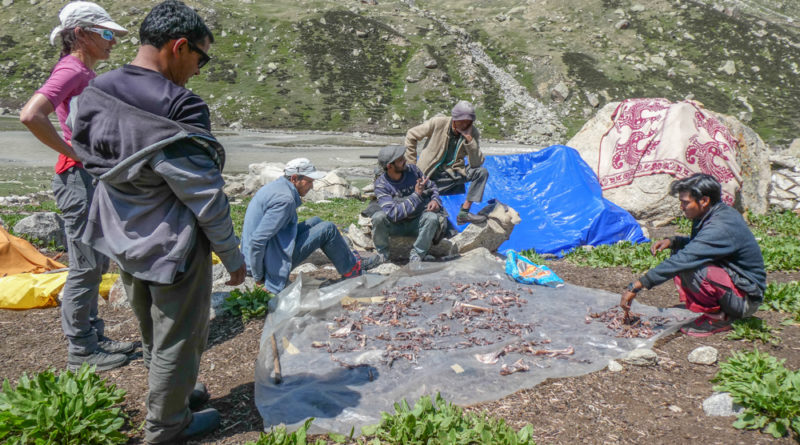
left=254, top=250, right=692, bottom=434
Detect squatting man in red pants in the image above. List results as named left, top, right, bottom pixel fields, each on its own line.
left=619, top=173, right=766, bottom=337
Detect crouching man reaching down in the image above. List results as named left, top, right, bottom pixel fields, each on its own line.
left=620, top=173, right=766, bottom=337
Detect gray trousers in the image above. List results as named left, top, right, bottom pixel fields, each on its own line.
left=52, top=167, right=109, bottom=355
left=372, top=210, right=440, bottom=257
left=430, top=166, right=489, bottom=203
left=123, top=235, right=212, bottom=443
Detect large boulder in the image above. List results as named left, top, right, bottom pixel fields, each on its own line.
left=303, top=171, right=361, bottom=203
left=568, top=101, right=771, bottom=223
left=243, top=162, right=285, bottom=195
left=13, top=212, right=65, bottom=248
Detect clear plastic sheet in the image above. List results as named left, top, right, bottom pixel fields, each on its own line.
left=254, top=250, right=692, bottom=434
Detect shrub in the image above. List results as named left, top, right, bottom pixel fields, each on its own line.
left=0, top=364, right=127, bottom=444
left=223, top=286, right=274, bottom=321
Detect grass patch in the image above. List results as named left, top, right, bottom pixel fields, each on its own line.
left=726, top=317, right=780, bottom=345
left=712, top=349, right=800, bottom=439
left=0, top=364, right=128, bottom=444
left=672, top=216, right=692, bottom=234
left=246, top=419, right=327, bottom=445
left=223, top=286, right=274, bottom=322
left=229, top=196, right=252, bottom=237
left=760, top=281, right=800, bottom=325
left=298, top=198, right=366, bottom=228
left=756, top=234, right=800, bottom=272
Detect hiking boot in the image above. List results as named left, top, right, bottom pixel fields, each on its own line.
left=680, top=314, right=733, bottom=338
left=97, top=335, right=137, bottom=355
left=176, top=408, right=220, bottom=441
left=457, top=211, right=487, bottom=225
left=67, top=349, right=128, bottom=372
left=361, top=252, right=386, bottom=271
left=189, top=382, right=211, bottom=411
left=409, top=250, right=422, bottom=263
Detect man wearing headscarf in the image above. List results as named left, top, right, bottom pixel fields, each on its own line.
left=404, top=100, right=489, bottom=225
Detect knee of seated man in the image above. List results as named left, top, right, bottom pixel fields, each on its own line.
left=371, top=211, right=389, bottom=226
left=320, top=220, right=337, bottom=236
left=420, top=211, right=440, bottom=226
left=475, top=167, right=489, bottom=179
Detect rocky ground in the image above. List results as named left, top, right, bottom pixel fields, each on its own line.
left=1, top=222, right=798, bottom=444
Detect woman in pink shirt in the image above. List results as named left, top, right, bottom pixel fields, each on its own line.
left=19, top=2, right=135, bottom=371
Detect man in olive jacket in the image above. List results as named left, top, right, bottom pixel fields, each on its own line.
left=404, top=100, right=488, bottom=225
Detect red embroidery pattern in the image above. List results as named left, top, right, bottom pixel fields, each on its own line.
left=598, top=99, right=741, bottom=206
left=609, top=99, right=670, bottom=169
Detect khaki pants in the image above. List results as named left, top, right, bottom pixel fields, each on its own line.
left=123, top=234, right=212, bottom=443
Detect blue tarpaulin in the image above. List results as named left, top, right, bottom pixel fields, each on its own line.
left=439, top=145, right=648, bottom=255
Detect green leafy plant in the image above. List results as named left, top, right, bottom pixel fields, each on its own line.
left=712, top=349, right=800, bottom=439
left=223, top=286, right=274, bottom=321
left=247, top=418, right=329, bottom=445
left=564, top=241, right=669, bottom=273
left=672, top=215, right=692, bottom=234
left=755, top=233, right=800, bottom=271
left=517, top=249, right=550, bottom=265
left=726, top=317, right=780, bottom=344
left=748, top=210, right=800, bottom=237
left=0, top=364, right=128, bottom=444
left=761, top=281, right=800, bottom=313
left=361, top=393, right=535, bottom=445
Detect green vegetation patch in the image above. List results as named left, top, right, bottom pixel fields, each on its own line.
left=0, top=364, right=128, bottom=445
left=298, top=198, right=366, bottom=228
left=564, top=241, right=669, bottom=274
left=761, top=281, right=800, bottom=325
left=223, top=286, right=274, bottom=322
left=712, top=349, right=800, bottom=439
left=726, top=317, right=780, bottom=345
left=362, top=393, right=535, bottom=445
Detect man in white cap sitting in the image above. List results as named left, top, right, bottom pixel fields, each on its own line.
left=241, top=158, right=379, bottom=293
left=405, top=100, right=489, bottom=225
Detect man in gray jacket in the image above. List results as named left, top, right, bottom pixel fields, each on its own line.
left=620, top=174, right=766, bottom=338
left=68, top=1, right=244, bottom=443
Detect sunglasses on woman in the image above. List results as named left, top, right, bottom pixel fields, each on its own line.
left=85, top=27, right=115, bottom=41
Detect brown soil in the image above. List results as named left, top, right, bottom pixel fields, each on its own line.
left=1, top=259, right=799, bottom=444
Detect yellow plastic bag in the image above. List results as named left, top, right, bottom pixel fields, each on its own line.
left=0, top=272, right=67, bottom=310
left=99, top=273, right=119, bottom=299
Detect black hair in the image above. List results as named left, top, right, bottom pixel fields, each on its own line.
left=139, top=0, right=214, bottom=49
left=58, top=28, right=79, bottom=59
left=669, top=173, right=722, bottom=205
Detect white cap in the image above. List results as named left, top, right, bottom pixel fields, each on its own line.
left=50, top=2, right=128, bottom=45
left=284, top=158, right=326, bottom=180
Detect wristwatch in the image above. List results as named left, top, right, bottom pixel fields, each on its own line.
left=626, top=282, right=641, bottom=294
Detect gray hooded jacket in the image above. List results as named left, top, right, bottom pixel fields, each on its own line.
left=68, top=86, right=243, bottom=284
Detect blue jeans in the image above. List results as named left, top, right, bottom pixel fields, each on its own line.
left=371, top=211, right=440, bottom=257
left=291, top=217, right=357, bottom=274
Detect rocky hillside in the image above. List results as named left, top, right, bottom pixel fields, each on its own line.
left=0, top=0, right=798, bottom=145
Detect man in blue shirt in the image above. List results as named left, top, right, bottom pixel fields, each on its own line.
left=370, top=145, right=443, bottom=265
left=242, top=158, right=378, bottom=292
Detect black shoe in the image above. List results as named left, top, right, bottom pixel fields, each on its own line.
left=97, top=335, right=137, bottom=355
left=176, top=408, right=220, bottom=441
left=189, top=382, right=211, bottom=411
left=456, top=211, right=487, bottom=225
left=67, top=349, right=128, bottom=372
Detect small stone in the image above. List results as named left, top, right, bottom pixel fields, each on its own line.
left=266, top=62, right=278, bottom=74
left=631, top=4, right=645, bottom=12
left=622, top=348, right=658, bottom=366
left=257, top=74, right=266, bottom=82
left=719, top=60, right=736, bottom=75
left=688, top=346, right=718, bottom=365
left=607, top=360, right=623, bottom=372
left=585, top=92, right=600, bottom=108
left=551, top=82, right=570, bottom=102
left=2, top=0, right=14, bottom=7
left=371, top=263, right=401, bottom=275
left=356, top=30, right=367, bottom=38
left=703, top=392, right=744, bottom=417
left=615, top=19, right=630, bottom=30
left=424, top=59, right=438, bottom=69
left=667, top=404, right=683, bottom=413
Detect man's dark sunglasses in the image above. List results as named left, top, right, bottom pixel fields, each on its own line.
left=185, top=39, right=211, bottom=69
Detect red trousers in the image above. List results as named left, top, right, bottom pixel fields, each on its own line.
left=673, top=264, right=755, bottom=319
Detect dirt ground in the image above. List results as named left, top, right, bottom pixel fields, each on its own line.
left=1, top=231, right=799, bottom=444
